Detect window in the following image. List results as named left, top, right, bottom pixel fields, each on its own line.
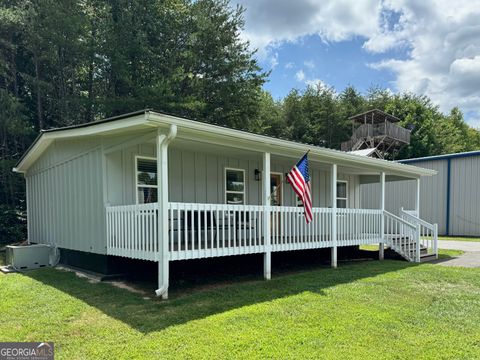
left=225, top=168, right=245, bottom=204
left=136, top=157, right=157, bottom=204
left=336, top=181, right=348, bottom=208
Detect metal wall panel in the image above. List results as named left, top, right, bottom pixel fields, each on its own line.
left=450, top=156, right=480, bottom=236
left=360, top=157, right=480, bottom=236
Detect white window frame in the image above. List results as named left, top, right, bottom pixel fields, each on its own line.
left=135, top=156, right=158, bottom=204
left=225, top=167, right=246, bottom=205
left=336, top=180, right=348, bottom=209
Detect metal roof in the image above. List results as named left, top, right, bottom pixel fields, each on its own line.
left=399, top=150, right=480, bottom=164
left=13, top=109, right=437, bottom=177
left=348, top=148, right=378, bottom=157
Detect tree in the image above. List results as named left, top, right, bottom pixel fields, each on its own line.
left=248, top=91, right=284, bottom=136
left=0, top=0, right=267, bottom=243
left=183, top=0, right=267, bottom=128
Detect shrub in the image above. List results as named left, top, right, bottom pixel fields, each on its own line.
left=0, top=204, right=27, bottom=245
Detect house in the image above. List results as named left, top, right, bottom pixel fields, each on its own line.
left=13, top=110, right=438, bottom=299
left=361, top=150, right=480, bottom=237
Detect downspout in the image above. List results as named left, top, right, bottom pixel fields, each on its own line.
left=155, top=124, right=177, bottom=298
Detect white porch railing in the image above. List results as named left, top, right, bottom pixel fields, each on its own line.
left=270, top=206, right=333, bottom=251
left=383, top=210, right=419, bottom=262
left=106, top=203, right=386, bottom=262
left=167, top=202, right=265, bottom=260
left=106, top=203, right=158, bottom=261
left=400, top=208, right=438, bottom=259
left=336, top=208, right=383, bottom=246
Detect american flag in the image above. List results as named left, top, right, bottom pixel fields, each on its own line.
left=286, top=152, right=312, bottom=224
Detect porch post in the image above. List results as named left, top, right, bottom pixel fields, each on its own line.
left=263, top=152, right=271, bottom=279
left=331, top=163, right=337, bottom=268
left=415, top=178, right=421, bottom=217
left=379, top=171, right=385, bottom=260
left=155, top=125, right=177, bottom=299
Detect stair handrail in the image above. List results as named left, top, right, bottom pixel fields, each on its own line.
left=383, top=210, right=420, bottom=262
left=400, top=208, right=438, bottom=259
left=400, top=208, right=434, bottom=230
left=383, top=210, right=416, bottom=228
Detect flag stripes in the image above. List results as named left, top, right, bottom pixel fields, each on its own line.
left=286, top=153, right=312, bottom=224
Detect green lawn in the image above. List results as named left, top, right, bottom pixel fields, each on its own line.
left=1, top=250, right=480, bottom=359
left=439, top=236, right=480, bottom=242
left=359, top=244, right=464, bottom=259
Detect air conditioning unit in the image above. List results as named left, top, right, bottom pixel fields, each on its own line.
left=5, top=244, right=52, bottom=270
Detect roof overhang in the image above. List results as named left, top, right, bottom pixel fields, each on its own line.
left=14, top=111, right=152, bottom=173
left=13, top=110, right=437, bottom=178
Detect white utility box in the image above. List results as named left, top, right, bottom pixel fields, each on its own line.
left=5, top=244, right=51, bottom=270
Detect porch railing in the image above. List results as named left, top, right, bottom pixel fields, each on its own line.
left=400, top=208, right=438, bottom=259
left=106, top=203, right=385, bottom=261
left=270, top=206, right=333, bottom=251
left=106, top=203, right=158, bottom=261
left=168, top=202, right=265, bottom=261
left=336, top=208, right=383, bottom=246
left=384, top=210, right=419, bottom=262
left=341, top=122, right=411, bottom=151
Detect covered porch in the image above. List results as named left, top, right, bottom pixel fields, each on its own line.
left=101, top=112, right=438, bottom=298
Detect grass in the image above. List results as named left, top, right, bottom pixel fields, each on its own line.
left=1, top=250, right=480, bottom=359
left=359, top=245, right=464, bottom=259
left=439, top=236, right=480, bottom=242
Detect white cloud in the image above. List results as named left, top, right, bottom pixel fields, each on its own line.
left=305, top=78, right=329, bottom=90
left=295, top=69, right=306, bottom=82
left=364, top=0, right=480, bottom=125
left=469, top=118, right=480, bottom=129
left=233, top=0, right=480, bottom=126
left=269, top=52, right=279, bottom=69
left=235, top=0, right=381, bottom=57
left=285, top=62, right=294, bottom=69
left=304, top=60, right=315, bottom=69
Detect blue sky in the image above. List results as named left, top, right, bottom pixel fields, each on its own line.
left=234, top=0, right=480, bottom=128
left=258, top=36, right=406, bottom=99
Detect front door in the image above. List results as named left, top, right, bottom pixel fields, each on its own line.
left=270, top=173, right=282, bottom=206
left=271, top=173, right=282, bottom=236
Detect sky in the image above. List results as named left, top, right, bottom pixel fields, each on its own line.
left=233, top=0, right=480, bottom=128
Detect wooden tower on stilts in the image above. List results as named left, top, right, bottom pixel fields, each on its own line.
left=341, top=109, right=411, bottom=159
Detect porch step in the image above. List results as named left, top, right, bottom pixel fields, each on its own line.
left=420, top=254, right=437, bottom=263
left=399, top=246, right=428, bottom=256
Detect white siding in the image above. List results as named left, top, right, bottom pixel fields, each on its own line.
left=25, top=134, right=363, bottom=255
left=361, top=160, right=447, bottom=234
left=26, top=139, right=106, bottom=254
left=105, top=144, right=361, bottom=209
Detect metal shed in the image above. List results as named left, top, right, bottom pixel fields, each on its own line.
left=361, top=151, right=480, bottom=237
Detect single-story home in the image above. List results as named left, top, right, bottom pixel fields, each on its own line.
left=361, top=150, right=480, bottom=237
left=13, top=110, right=438, bottom=298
